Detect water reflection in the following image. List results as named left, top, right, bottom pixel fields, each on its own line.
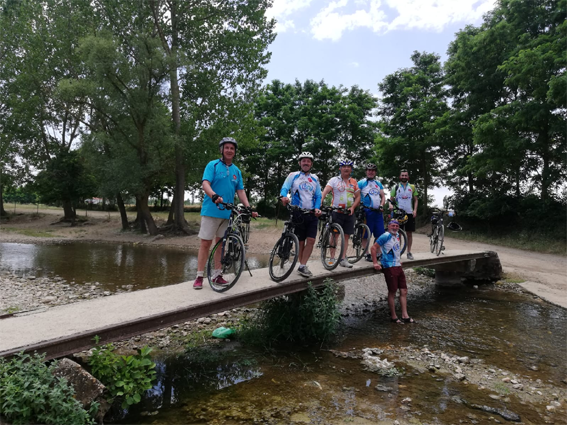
left=0, top=242, right=269, bottom=291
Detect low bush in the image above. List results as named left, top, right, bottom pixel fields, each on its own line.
left=239, top=279, right=341, bottom=345
left=0, top=352, right=97, bottom=425
left=88, top=341, right=156, bottom=409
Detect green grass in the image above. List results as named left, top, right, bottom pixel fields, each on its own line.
left=445, top=229, right=566, bottom=256
left=0, top=227, right=55, bottom=238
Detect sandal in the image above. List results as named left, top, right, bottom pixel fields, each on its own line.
left=390, top=318, right=403, bottom=324
left=402, top=317, right=416, bottom=324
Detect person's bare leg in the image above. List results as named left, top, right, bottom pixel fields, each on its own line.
left=400, top=288, right=409, bottom=319
left=197, top=239, right=213, bottom=272
left=298, top=240, right=307, bottom=263
left=212, top=236, right=222, bottom=270
left=301, top=237, right=315, bottom=264
left=388, top=291, right=397, bottom=319
left=407, top=231, right=413, bottom=253
left=342, top=234, right=350, bottom=260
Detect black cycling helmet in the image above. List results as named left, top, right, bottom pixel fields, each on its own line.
left=365, top=163, right=377, bottom=170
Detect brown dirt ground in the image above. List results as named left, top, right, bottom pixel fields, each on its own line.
left=1, top=208, right=565, bottom=307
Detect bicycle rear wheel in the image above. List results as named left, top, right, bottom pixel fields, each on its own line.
left=399, top=229, right=408, bottom=255
left=206, top=234, right=245, bottom=292
left=346, top=223, right=370, bottom=264
left=269, top=233, right=299, bottom=282
left=321, top=223, right=345, bottom=270
left=435, top=225, right=444, bottom=256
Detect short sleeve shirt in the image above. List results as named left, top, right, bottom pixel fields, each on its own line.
left=358, top=178, right=384, bottom=209
left=326, top=176, right=360, bottom=209
left=201, top=159, right=244, bottom=219
left=377, top=231, right=402, bottom=268
left=390, top=183, right=418, bottom=213
left=279, top=171, right=322, bottom=210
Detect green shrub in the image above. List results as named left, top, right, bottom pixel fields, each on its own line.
left=88, top=342, right=156, bottom=409
left=240, top=279, right=341, bottom=345
left=0, top=352, right=96, bottom=425
left=413, top=267, right=435, bottom=278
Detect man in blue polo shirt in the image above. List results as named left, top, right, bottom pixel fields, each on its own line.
left=194, top=137, right=257, bottom=290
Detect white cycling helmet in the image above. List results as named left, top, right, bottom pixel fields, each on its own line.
left=298, top=151, right=314, bottom=161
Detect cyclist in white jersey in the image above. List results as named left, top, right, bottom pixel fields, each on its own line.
left=280, top=152, right=322, bottom=278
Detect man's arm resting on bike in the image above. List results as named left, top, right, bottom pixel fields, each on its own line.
left=202, top=180, right=223, bottom=204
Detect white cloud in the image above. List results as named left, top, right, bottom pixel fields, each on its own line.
left=351, top=61, right=360, bottom=67
left=276, top=19, right=296, bottom=33
left=310, top=0, right=496, bottom=41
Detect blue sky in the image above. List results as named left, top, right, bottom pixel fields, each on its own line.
left=263, top=0, right=496, bottom=205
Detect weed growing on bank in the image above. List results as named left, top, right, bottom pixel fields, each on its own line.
left=413, top=267, right=435, bottom=278
left=88, top=339, right=156, bottom=409
left=0, top=352, right=97, bottom=425
left=238, top=279, right=341, bottom=346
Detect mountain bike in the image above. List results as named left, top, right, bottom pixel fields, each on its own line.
left=345, top=207, right=371, bottom=264
left=316, top=206, right=346, bottom=270
left=429, top=208, right=444, bottom=256
left=268, top=204, right=314, bottom=282
left=387, top=200, right=408, bottom=255
left=206, top=202, right=254, bottom=292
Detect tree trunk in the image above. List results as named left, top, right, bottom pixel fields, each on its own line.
left=62, top=200, right=76, bottom=220
left=116, top=192, right=129, bottom=231
left=540, top=125, right=550, bottom=201
left=167, top=193, right=176, bottom=225
left=0, top=187, right=6, bottom=216
left=135, top=197, right=147, bottom=234
left=139, top=193, right=158, bottom=235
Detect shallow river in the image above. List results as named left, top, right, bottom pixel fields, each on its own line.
left=0, top=242, right=269, bottom=291
left=113, top=286, right=566, bottom=425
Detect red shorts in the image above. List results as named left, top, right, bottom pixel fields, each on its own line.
left=383, top=266, right=407, bottom=292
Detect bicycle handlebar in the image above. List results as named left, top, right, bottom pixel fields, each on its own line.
left=216, top=202, right=258, bottom=219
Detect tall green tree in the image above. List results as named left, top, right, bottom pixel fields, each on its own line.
left=376, top=52, right=448, bottom=211
left=147, top=0, right=276, bottom=232
left=250, top=79, right=377, bottom=201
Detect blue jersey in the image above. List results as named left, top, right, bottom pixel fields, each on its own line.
left=377, top=231, right=402, bottom=268
left=358, top=178, right=384, bottom=209
left=280, top=171, right=322, bottom=210
left=201, top=159, right=244, bottom=219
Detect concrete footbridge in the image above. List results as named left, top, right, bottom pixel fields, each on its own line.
left=0, top=250, right=501, bottom=360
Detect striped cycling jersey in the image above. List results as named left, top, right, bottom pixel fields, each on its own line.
left=280, top=171, right=322, bottom=210
left=358, top=178, right=384, bottom=209
left=377, top=231, right=402, bottom=268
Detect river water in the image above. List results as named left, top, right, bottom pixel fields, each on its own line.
left=113, top=286, right=566, bottom=425
left=0, top=242, right=269, bottom=291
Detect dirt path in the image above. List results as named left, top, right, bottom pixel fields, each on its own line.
left=1, top=209, right=565, bottom=308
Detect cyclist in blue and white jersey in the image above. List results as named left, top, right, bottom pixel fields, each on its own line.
left=280, top=152, right=322, bottom=278
left=357, top=163, right=385, bottom=261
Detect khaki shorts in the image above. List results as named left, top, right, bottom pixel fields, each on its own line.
left=198, top=216, right=229, bottom=240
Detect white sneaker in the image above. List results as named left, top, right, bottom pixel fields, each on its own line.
left=407, top=253, right=414, bottom=260
left=339, top=259, right=353, bottom=268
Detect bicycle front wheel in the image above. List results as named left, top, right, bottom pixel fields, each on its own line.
left=206, top=234, right=245, bottom=292
left=399, top=229, right=408, bottom=255
left=435, top=225, right=444, bottom=256
left=321, top=223, right=345, bottom=270
left=429, top=227, right=437, bottom=253
left=346, top=223, right=370, bottom=264
left=269, top=233, right=299, bottom=282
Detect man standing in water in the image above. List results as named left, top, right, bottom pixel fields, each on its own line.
left=193, top=137, right=257, bottom=290
left=390, top=169, right=418, bottom=260
left=371, top=220, right=415, bottom=324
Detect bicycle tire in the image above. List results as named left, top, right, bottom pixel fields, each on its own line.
left=206, top=233, right=245, bottom=292
left=347, top=223, right=371, bottom=264
left=268, top=233, right=299, bottom=282
left=435, top=225, right=444, bottom=256
left=321, top=223, right=345, bottom=270
left=429, top=226, right=437, bottom=253
left=398, top=229, right=408, bottom=255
